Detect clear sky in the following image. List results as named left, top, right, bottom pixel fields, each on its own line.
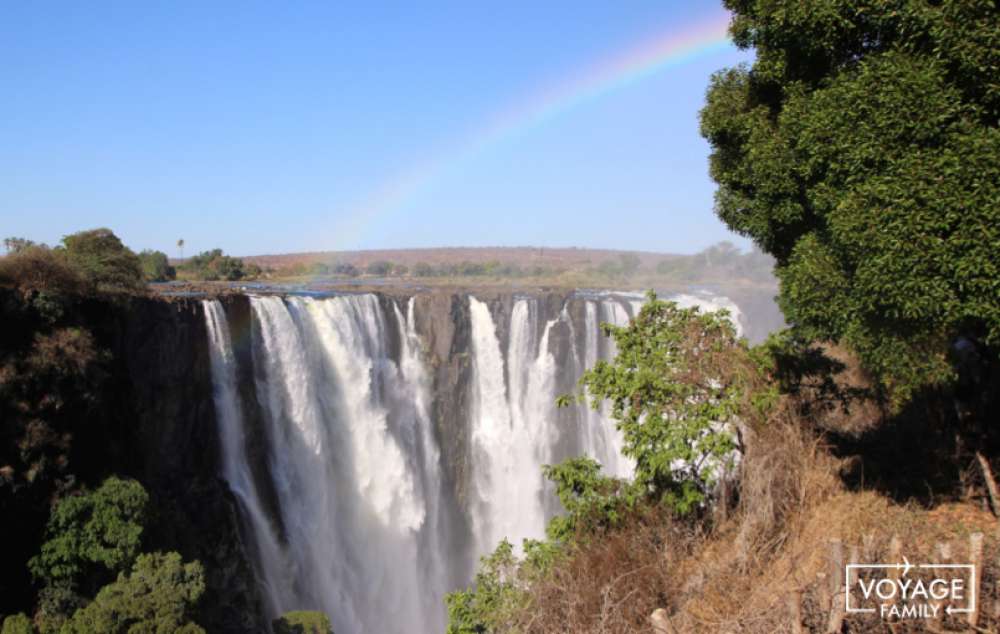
left=1, top=1, right=753, bottom=257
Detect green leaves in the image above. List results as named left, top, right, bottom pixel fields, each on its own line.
left=577, top=292, right=761, bottom=514
left=29, top=477, right=148, bottom=593
left=703, top=1, right=1000, bottom=404
left=60, top=552, right=205, bottom=634
left=445, top=540, right=525, bottom=634
left=273, top=611, right=335, bottom=634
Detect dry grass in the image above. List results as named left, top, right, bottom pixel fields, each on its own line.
left=499, top=399, right=1000, bottom=634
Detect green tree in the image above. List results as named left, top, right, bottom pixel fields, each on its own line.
left=412, top=262, right=435, bottom=277
left=541, top=457, right=634, bottom=542
left=445, top=540, right=524, bottom=634
left=59, top=229, right=144, bottom=293
left=182, top=249, right=253, bottom=281
left=365, top=260, right=393, bottom=276
left=61, top=552, right=205, bottom=634
left=29, top=477, right=148, bottom=593
left=1, top=614, right=33, bottom=634
left=700, top=1, right=1000, bottom=403
left=273, top=611, right=334, bottom=634
left=137, top=250, right=176, bottom=282
left=575, top=292, right=767, bottom=514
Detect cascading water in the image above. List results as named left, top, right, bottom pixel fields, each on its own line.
left=202, top=290, right=744, bottom=634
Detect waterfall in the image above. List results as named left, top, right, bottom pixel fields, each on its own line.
left=203, top=300, right=293, bottom=618
left=203, top=289, right=743, bottom=634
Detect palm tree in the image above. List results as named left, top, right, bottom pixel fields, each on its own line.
left=177, top=238, right=184, bottom=261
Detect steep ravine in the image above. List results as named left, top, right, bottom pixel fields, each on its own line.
left=33, top=287, right=774, bottom=633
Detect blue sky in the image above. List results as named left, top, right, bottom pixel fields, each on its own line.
left=1, top=2, right=753, bottom=257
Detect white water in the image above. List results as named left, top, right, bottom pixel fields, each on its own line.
left=203, top=290, right=743, bottom=633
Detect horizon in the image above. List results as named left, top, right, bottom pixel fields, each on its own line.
left=2, top=2, right=753, bottom=257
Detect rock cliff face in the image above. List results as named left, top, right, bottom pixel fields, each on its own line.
left=91, top=295, right=267, bottom=633
left=10, top=286, right=775, bottom=633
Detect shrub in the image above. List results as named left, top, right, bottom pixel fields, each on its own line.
left=0, top=614, right=33, bottom=634
left=61, top=552, right=205, bottom=634
left=273, top=611, right=334, bottom=634
left=181, top=249, right=254, bottom=281
left=365, top=260, right=393, bottom=276
left=0, top=246, right=86, bottom=297
left=412, top=262, right=435, bottom=277
left=575, top=291, right=770, bottom=514
left=28, top=477, right=148, bottom=593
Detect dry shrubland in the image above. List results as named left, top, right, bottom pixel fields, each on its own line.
left=491, top=366, right=999, bottom=634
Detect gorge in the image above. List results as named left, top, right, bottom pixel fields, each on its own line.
left=198, top=289, right=754, bottom=633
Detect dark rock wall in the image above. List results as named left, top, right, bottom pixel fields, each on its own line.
left=84, top=295, right=267, bottom=633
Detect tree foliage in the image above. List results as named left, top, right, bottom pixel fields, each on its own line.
left=137, top=250, right=176, bottom=283
left=445, top=540, right=526, bottom=634
left=364, top=260, right=393, bottom=276
left=576, top=292, right=768, bottom=513
left=60, top=552, right=205, bottom=634
left=700, top=1, right=1000, bottom=403
left=181, top=249, right=258, bottom=281
left=29, top=477, right=148, bottom=593
left=59, top=229, right=144, bottom=293
left=3, top=238, right=39, bottom=255
left=272, top=611, right=334, bottom=634
left=0, top=614, right=32, bottom=634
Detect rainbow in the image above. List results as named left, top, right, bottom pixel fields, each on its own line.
left=328, top=11, right=733, bottom=250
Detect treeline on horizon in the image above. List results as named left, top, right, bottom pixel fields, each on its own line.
left=2, top=233, right=778, bottom=290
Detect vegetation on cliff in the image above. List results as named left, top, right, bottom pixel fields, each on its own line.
left=700, top=0, right=999, bottom=405
left=448, top=2, right=1000, bottom=632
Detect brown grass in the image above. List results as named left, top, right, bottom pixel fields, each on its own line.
left=498, top=398, right=1000, bottom=634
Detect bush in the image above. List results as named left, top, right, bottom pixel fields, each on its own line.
left=1, top=614, right=33, bottom=634
left=28, top=477, right=148, bottom=593
left=365, top=260, right=393, bottom=276
left=61, top=552, right=205, bottom=634
left=59, top=228, right=144, bottom=293
left=181, top=249, right=255, bottom=281
left=137, top=250, right=175, bottom=282
left=575, top=291, right=770, bottom=514
left=0, top=246, right=86, bottom=297
left=331, top=263, right=359, bottom=277
left=273, top=611, right=334, bottom=634
left=412, top=262, right=435, bottom=277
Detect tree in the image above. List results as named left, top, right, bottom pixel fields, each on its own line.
left=176, top=238, right=184, bottom=261
left=412, top=262, right=435, bottom=277
left=332, top=262, right=359, bottom=277
left=391, top=263, right=409, bottom=276
left=574, top=292, right=769, bottom=513
left=273, top=611, right=334, bottom=634
left=138, top=250, right=176, bottom=282
left=445, top=540, right=524, bottom=634
left=0, top=614, right=32, bottom=634
left=3, top=237, right=37, bottom=254
left=365, top=260, right=393, bottom=276
left=61, top=552, right=205, bottom=634
left=59, top=229, right=144, bottom=293
left=182, top=249, right=254, bottom=281
left=700, top=1, right=1000, bottom=403
left=29, top=477, right=148, bottom=594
